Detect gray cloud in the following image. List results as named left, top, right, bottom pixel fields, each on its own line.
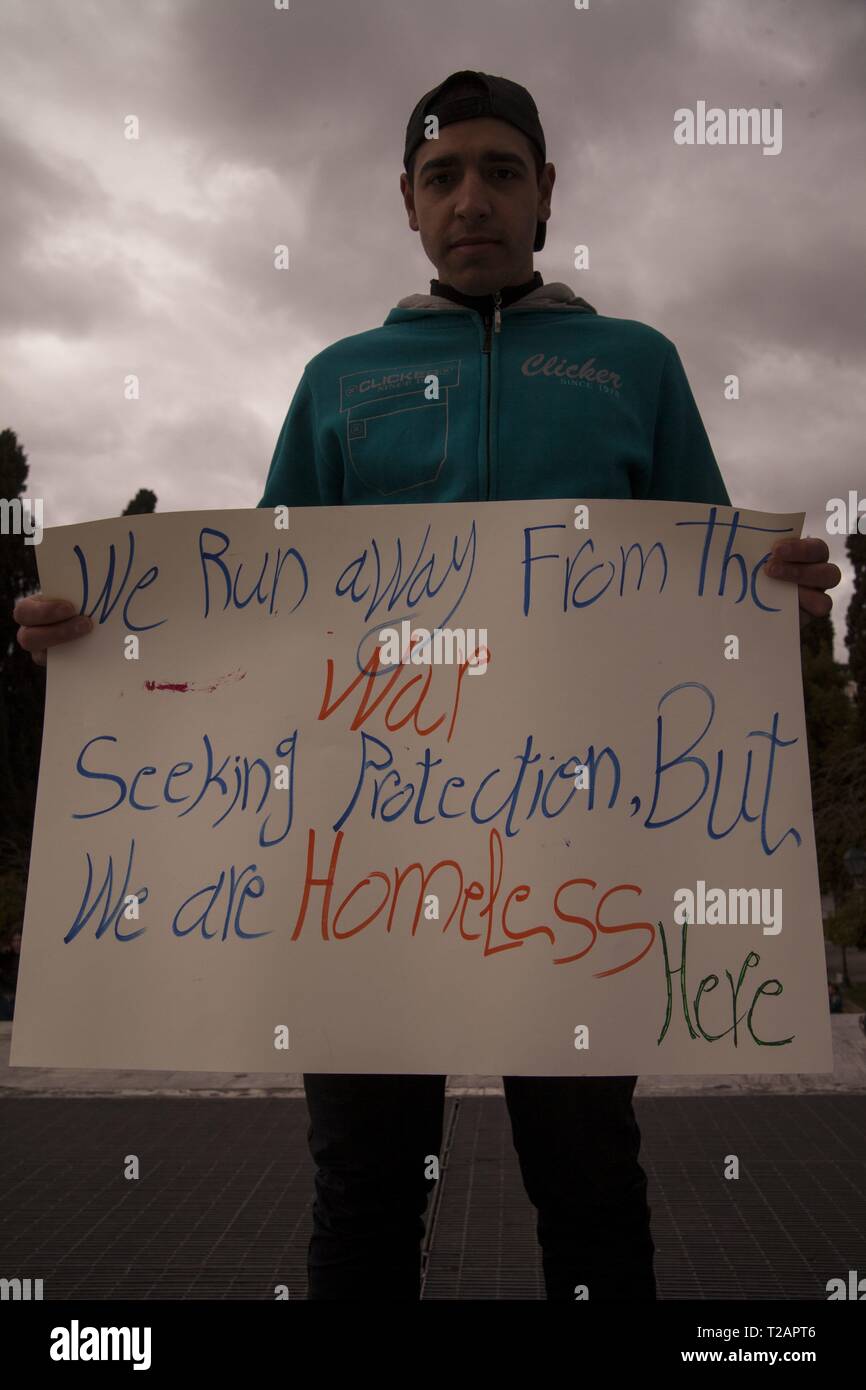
left=0, top=0, right=862, bottom=659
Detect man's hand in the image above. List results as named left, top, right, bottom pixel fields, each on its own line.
left=762, top=537, right=842, bottom=630
left=13, top=595, right=93, bottom=667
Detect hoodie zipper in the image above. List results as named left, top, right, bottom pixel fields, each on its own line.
left=481, top=291, right=502, bottom=498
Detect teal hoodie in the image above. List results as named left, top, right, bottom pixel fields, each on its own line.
left=258, top=280, right=731, bottom=509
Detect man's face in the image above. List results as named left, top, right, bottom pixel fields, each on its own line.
left=400, top=117, right=554, bottom=294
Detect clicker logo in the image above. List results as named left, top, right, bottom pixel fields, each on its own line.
left=521, top=352, right=623, bottom=389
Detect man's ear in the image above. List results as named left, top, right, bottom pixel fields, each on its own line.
left=400, top=171, right=419, bottom=232
left=538, top=162, right=555, bottom=222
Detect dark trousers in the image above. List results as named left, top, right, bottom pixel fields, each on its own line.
left=302, top=1072, right=656, bottom=1300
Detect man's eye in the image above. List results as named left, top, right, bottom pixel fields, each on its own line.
left=427, top=169, right=518, bottom=186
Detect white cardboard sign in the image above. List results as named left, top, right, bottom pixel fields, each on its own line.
left=11, top=499, right=832, bottom=1077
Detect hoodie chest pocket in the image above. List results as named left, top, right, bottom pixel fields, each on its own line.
left=339, top=360, right=462, bottom=500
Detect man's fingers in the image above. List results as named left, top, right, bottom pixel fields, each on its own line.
left=16, top=595, right=78, bottom=624
left=798, top=586, right=833, bottom=619
left=764, top=559, right=842, bottom=588
left=16, top=613, right=92, bottom=653
left=769, top=536, right=830, bottom=564
left=13, top=595, right=78, bottom=626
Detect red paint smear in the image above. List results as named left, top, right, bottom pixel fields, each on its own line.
left=144, top=670, right=247, bottom=694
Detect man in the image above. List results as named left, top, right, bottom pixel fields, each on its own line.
left=255, top=70, right=841, bottom=1301
left=13, top=70, right=841, bottom=1300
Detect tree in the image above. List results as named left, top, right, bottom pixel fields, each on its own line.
left=811, top=530, right=866, bottom=983
left=846, top=530, right=866, bottom=745
left=0, top=429, right=44, bottom=859
left=0, top=428, right=157, bottom=945
left=801, top=612, right=857, bottom=899
left=123, top=489, right=157, bottom=517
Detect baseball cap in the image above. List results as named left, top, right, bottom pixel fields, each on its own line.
left=403, top=70, right=549, bottom=252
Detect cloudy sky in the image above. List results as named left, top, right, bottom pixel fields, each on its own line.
left=2, top=0, right=863, bottom=658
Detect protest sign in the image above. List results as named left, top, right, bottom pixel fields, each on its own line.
left=10, top=499, right=832, bottom=1076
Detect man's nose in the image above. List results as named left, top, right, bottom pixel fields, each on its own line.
left=452, top=169, right=494, bottom=220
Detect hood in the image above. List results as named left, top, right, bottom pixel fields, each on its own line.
left=392, top=281, right=597, bottom=315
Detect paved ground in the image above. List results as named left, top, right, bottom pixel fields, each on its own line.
left=3, top=1017, right=865, bottom=1299
left=1, top=1090, right=864, bottom=1300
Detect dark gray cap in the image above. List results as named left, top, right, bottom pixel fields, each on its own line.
left=404, top=70, right=548, bottom=252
